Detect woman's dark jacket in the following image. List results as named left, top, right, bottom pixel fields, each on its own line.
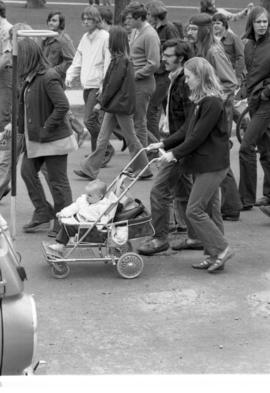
left=18, top=68, right=72, bottom=143
left=244, top=30, right=270, bottom=104
left=163, top=96, right=230, bottom=173
left=101, top=54, right=136, bottom=115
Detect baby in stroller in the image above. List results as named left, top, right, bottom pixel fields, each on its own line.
left=48, top=179, right=118, bottom=255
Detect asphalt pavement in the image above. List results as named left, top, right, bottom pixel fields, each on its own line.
left=1, top=89, right=270, bottom=375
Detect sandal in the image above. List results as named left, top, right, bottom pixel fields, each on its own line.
left=192, top=256, right=213, bottom=270
left=208, top=247, right=234, bottom=273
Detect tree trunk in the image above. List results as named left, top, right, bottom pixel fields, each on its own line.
left=25, top=0, right=46, bottom=8
left=114, top=0, right=131, bottom=25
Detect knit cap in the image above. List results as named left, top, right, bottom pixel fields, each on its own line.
left=189, top=13, right=212, bottom=27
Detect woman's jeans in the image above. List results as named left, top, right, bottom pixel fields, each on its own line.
left=186, top=169, right=229, bottom=257
left=21, top=154, right=72, bottom=222
left=81, top=112, right=151, bottom=178
left=83, top=88, right=114, bottom=156
left=239, top=101, right=270, bottom=205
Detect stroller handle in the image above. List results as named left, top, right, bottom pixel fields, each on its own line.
left=107, top=147, right=162, bottom=193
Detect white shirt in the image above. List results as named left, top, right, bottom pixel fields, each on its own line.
left=59, top=192, right=118, bottom=226
left=66, top=29, right=111, bottom=89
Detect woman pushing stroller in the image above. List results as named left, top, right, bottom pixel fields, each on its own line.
left=140, top=57, right=234, bottom=273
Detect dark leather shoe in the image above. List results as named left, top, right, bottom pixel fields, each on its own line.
left=259, top=205, right=270, bottom=217
left=222, top=214, right=240, bottom=221
left=102, top=146, right=115, bottom=167
left=121, top=139, right=127, bottom=152
left=23, top=219, right=51, bottom=233
left=255, top=196, right=270, bottom=206
left=241, top=204, right=253, bottom=211
left=137, top=238, right=169, bottom=256
left=73, top=169, right=94, bottom=180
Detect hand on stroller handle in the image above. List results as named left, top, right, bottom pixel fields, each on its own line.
left=146, top=142, right=163, bottom=152
left=146, top=144, right=176, bottom=162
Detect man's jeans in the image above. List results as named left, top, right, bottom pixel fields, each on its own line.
left=134, top=76, right=156, bottom=147
left=239, top=101, right=270, bottom=205
left=150, top=160, right=194, bottom=241
left=186, top=169, right=228, bottom=257
left=21, top=154, right=72, bottom=222
left=81, top=112, right=152, bottom=178
left=220, top=167, right=242, bottom=216
left=83, top=88, right=114, bottom=155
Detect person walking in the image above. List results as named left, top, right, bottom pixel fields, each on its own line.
left=145, top=0, right=180, bottom=142
left=0, top=1, right=12, bottom=201
left=66, top=6, right=114, bottom=167
left=137, top=39, right=196, bottom=256
left=145, top=57, right=234, bottom=272
left=212, top=12, right=247, bottom=142
left=239, top=6, right=270, bottom=208
left=124, top=1, right=160, bottom=157
left=212, top=12, right=245, bottom=87
left=17, top=38, right=76, bottom=233
left=187, top=13, right=242, bottom=221
left=73, top=25, right=152, bottom=181
left=42, top=11, right=75, bottom=82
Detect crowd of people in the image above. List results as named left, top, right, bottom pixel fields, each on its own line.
left=1, top=0, right=270, bottom=273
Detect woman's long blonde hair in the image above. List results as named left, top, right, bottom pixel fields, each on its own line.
left=184, top=57, right=223, bottom=103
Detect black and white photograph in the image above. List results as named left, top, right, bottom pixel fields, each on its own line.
left=0, top=0, right=269, bottom=390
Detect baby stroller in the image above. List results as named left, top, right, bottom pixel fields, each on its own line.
left=42, top=148, right=158, bottom=280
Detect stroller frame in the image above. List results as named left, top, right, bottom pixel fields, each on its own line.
left=42, top=148, right=158, bottom=279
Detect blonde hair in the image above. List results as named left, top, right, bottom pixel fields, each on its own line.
left=184, top=56, right=223, bottom=102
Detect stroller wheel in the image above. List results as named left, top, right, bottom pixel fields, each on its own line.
left=50, top=262, right=70, bottom=279
left=116, top=252, right=144, bottom=279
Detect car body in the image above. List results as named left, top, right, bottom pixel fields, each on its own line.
left=0, top=215, right=37, bottom=375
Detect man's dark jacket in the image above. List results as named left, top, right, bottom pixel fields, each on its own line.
left=168, top=69, right=192, bottom=135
